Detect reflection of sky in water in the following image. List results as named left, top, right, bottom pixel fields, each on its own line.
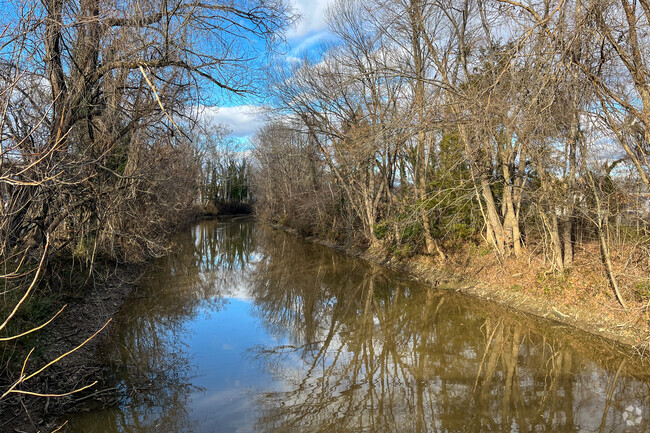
left=186, top=299, right=291, bottom=433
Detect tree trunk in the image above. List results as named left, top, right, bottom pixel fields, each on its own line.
left=502, top=174, right=522, bottom=257
left=549, top=213, right=564, bottom=272
left=480, top=175, right=506, bottom=256
left=410, top=0, right=438, bottom=256
left=562, top=218, right=573, bottom=267
left=563, top=115, right=578, bottom=268
left=598, top=217, right=626, bottom=309
left=588, top=172, right=627, bottom=309
left=45, top=0, right=67, bottom=144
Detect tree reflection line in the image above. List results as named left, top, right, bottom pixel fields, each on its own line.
left=250, top=224, right=650, bottom=433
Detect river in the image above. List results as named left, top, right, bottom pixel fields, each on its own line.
left=63, top=218, right=650, bottom=432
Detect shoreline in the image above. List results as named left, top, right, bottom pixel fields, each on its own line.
left=269, top=223, right=650, bottom=358
left=0, top=263, right=145, bottom=432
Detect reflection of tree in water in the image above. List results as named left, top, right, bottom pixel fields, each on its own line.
left=250, top=227, right=650, bottom=433
left=251, top=228, right=369, bottom=348
left=71, top=218, right=258, bottom=433
left=187, top=217, right=257, bottom=274
left=87, top=319, right=197, bottom=433
left=164, top=217, right=258, bottom=301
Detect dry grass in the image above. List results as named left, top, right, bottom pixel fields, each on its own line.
left=366, top=240, right=650, bottom=356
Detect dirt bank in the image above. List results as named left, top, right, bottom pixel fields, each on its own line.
left=0, top=264, right=145, bottom=433
left=271, top=223, right=650, bottom=358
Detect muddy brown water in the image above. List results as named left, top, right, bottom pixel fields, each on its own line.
left=63, top=218, right=650, bottom=432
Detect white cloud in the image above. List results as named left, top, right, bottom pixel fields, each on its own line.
left=283, top=31, right=330, bottom=64
left=292, top=31, right=329, bottom=53
left=288, top=0, right=335, bottom=38
left=201, top=105, right=264, bottom=138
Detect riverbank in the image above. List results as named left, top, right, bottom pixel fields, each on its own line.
left=270, top=223, right=650, bottom=357
left=0, top=264, right=145, bottom=432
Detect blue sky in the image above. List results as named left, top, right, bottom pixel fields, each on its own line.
left=204, top=0, right=335, bottom=140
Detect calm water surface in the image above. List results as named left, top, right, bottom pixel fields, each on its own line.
left=64, top=218, right=650, bottom=432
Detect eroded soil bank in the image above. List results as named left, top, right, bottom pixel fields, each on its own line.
left=271, top=224, right=650, bottom=357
